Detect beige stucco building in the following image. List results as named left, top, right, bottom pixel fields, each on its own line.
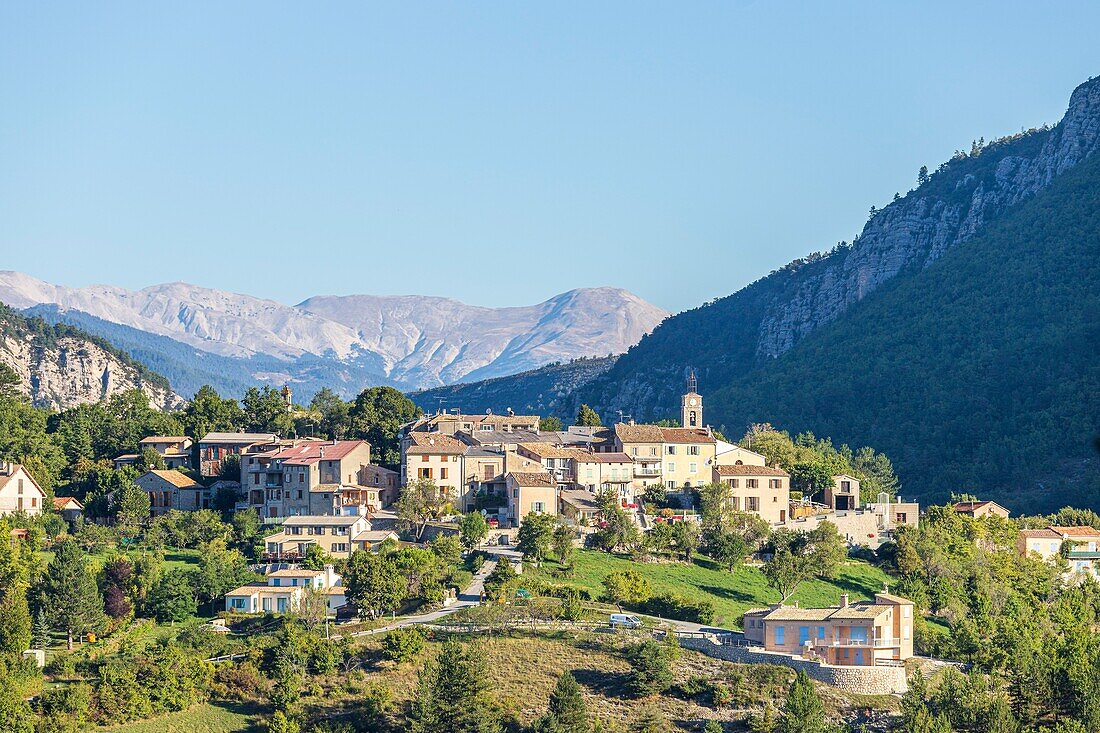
left=712, top=464, right=791, bottom=524
left=263, top=515, right=397, bottom=561
left=402, top=432, right=465, bottom=503
left=225, top=565, right=346, bottom=615
left=825, top=475, right=861, bottom=511
left=505, top=471, right=557, bottom=526
left=1019, top=525, right=1100, bottom=578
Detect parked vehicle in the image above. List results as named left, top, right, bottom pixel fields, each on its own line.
left=609, top=613, right=643, bottom=629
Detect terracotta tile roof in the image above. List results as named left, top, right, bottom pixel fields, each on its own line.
left=613, top=423, right=664, bottom=443
left=875, top=592, right=914, bottom=605
left=283, top=515, right=365, bottom=527
left=1020, top=528, right=1063, bottom=539
left=759, top=607, right=835, bottom=621
left=714, top=464, right=789, bottom=477
left=276, top=440, right=368, bottom=465
left=405, top=433, right=466, bottom=455
left=952, top=500, right=1009, bottom=514
left=759, top=598, right=901, bottom=622
left=517, top=443, right=589, bottom=460
left=660, top=428, right=716, bottom=444
left=53, top=496, right=84, bottom=510
left=1052, top=525, right=1100, bottom=537
left=225, top=582, right=268, bottom=595
left=140, top=436, right=190, bottom=444
left=353, top=530, right=400, bottom=543
left=144, top=470, right=202, bottom=489
left=268, top=569, right=325, bottom=578
left=829, top=603, right=893, bottom=620
left=508, top=471, right=556, bottom=488
left=560, top=490, right=600, bottom=511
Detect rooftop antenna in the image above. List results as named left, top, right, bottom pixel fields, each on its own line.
left=434, top=397, right=447, bottom=415
left=617, top=410, right=632, bottom=424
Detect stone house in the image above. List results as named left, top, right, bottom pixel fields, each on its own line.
left=134, top=469, right=207, bottom=515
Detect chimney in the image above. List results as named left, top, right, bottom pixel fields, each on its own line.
left=839, top=594, right=849, bottom=608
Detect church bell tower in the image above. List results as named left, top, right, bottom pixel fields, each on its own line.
left=681, top=370, right=702, bottom=429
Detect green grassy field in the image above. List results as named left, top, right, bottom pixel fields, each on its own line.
left=94, top=702, right=262, bottom=733
left=523, top=549, right=894, bottom=627
left=37, top=547, right=203, bottom=574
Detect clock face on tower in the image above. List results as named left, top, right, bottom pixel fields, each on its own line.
left=689, top=398, right=697, bottom=406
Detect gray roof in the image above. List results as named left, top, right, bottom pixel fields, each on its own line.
left=199, top=431, right=279, bottom=444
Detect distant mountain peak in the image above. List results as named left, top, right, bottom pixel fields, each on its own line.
left=0, top=273, right=667, bottom=393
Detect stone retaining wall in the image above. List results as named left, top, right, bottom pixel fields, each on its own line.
left=678, top=638, right=908, bottom=695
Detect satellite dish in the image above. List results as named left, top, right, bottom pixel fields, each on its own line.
left=486, top=408, right=493, bottom=415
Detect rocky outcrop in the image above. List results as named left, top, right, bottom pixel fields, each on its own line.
left=755, top=76, right=1100, bottom=359
left=0, top=308, right=184, bottom=411
left=578, top=75, right=1100, bottom=422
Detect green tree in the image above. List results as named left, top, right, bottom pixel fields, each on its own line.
left=670, top=520, right=700, bottom=562
left=345, top=550, right=406, bottom=618
left=267, top=710, right=301, bottom=733
left=35, top=540, right=105, bottom=648
left=111, top=477, right=150, bottom=541
left=308, top=387, right=349, bottom=439
left=0, top=672, right=35, bottom=733
left=299, top=543, right=332, bottom=571
left=149, top=568, right=197, bottom=622
left=553, top=524, right=576, bottom=567
left=602, top=570, right=651, bottom=609
left=459, top=512, right=489, bottom=550
left=763, top=523, right=846, bottom=601
left=192, top=539, right=254, bottom=610
left=778, top=671, right=828, bottom=733
left=179, top=385, right=245, bottom=439
left=429, top=533, right=463, bottom=566
left=625, top=639, right=676, bottom=697
left=575, top=404, right=602, bottom=427
left=535, top=670, right=588, bottom=733
left=409, top=638, right=501, bottom=733
left=381, top=626, right=426, bottom=663
left=138, top=447, right=167, bottom=471
left=396, top=477, right=450, bottom=541
left=539, top=416, right=564, bottom=432
left=346, top=386, right=422, bottom=466
left=517, top=513, right=557, bottom=565
left=242, top=386, right=295, bottom=434
left=706, top=527, right=750, bottom=572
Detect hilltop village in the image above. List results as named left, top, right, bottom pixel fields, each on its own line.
left=1, top=378, right=1098, bottom=733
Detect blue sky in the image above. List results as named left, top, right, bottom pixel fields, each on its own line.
left=0, top=3, right=1095, bottom=312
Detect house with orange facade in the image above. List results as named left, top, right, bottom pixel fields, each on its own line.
left=742, top=592, right=915, bottom=667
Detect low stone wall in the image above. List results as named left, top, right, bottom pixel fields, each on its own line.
left=678, top=638, right=908, bottom=695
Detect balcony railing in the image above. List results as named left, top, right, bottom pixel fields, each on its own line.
left=634, top=467, right=661, bottom=476
left=819, top=638, right=899, bottom=648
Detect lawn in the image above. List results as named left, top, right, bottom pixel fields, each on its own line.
left=37, top=547, right=203, bottom=574
left=523, top=549, right=894, bottom=628
left=94, top=702, right=262, bottom=733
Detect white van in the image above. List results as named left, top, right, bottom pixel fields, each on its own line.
left=609, top=614, right=643, bottom=629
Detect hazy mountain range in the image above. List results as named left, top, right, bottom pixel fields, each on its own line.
left=0, top=272, right=667, bottom=398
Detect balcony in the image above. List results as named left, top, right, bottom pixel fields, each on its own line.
left=819, top=638, right=900, bottom=648
left=634, top=467, right=661, bottom=477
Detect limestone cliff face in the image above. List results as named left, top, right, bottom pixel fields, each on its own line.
left=0, top=309, right=184, bottom=411
left=755, top=76, right=1100, bottom=359
left=577, top=75, right=1100, bottom=421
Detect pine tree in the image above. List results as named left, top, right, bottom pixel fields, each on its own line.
left=778, top=671, right=827, bottom=733
left=36, top=540, right=104, bottom=649
left=409, top=639, right=501, bottom=733
left=32, top=609, right=50, bottom=650
left=535, top=671, right=588, bottom=733
left=575, top=404, right=602, bottom=427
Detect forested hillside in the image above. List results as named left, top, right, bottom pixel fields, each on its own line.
left=707, top=149, right=1100, bottom=511
left=410, top=356, right=617, bottom=417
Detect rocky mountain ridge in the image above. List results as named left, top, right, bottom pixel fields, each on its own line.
left=575, top=75, right=1100, bottom=421
left=0, top=275, right=667, bottom=393
left=0, top=305, right=183, bottom=411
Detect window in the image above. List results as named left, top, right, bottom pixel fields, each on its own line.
left=689, top=463, right=697, bottom=473
left=746, top=497, right=760, bottom=511
left=896, top=513, right=907, bottom=523
left=769, top=478, right=782, bottom=489
left=299, top=474, right=304, bottom=483
left=512, top=488, right=519, bottom=498
left=667, top=445, right=676, bottom=455
left=631, top=447, right=638, bottom=456
left=799, top=626, right=809, bottom=644
left=666, top=463, right=675, bottom=473
left=532, top=502, right=545, bottom=513
left=817, top=626, right=826, bottom=640
left=728, top=478, right=739, bottom=488
left=297, top=490, right=303, bottom=499
left=688, top=445, right=699, bottom=456
left=254, top=474, right=260, bottom=485
left=841, top=480, right=851, bottom=491
left=902, top=606, right=911, bottom=618
left=746, top=479, right=759, bottom=489
left=650, top=447, right=658, bottom=456
left=774, top=626, right=785, bottom=645
left=420, top=468, right=433, bottom=479
left=440, top=467, right=448, bottom=480
left=422, top=455, right=430, bottom=462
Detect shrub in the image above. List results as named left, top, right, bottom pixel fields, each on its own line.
left=381, top=626, right=426, bottom=664
left=639, top=593, right=716, bottom=624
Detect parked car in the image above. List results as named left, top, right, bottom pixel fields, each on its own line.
left=609, top=613, right=643, bottom=630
